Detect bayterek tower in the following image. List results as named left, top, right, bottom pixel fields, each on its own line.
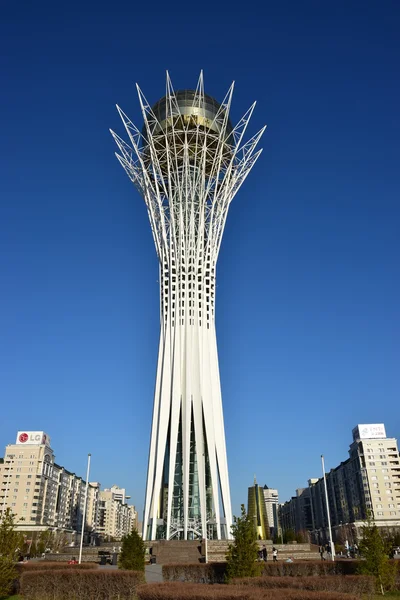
left=111, top=73, right=265, bottom=541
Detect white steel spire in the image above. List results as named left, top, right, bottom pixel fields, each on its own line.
left=111, top=72, right=265, bottom=540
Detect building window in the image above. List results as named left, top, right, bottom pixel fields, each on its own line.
left=377, top=504, right=382, bottom=508
left=377, top=511, right=384, bottom=516
left=384, top=476, right=389, bottom=480
left=390, top=511, right=396, bottom=515
left=369, top=462, right=375, bottom=466
left=373, top=483, right=379, bottom=488
left=371, top=476, right=378, bottom=480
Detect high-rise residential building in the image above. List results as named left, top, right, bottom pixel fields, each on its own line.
left=248, top=480, right=269, bottom=540
left=280, top=424, right=400, bottom=542
left=97, top=486, right=137, bottom=540
left=263, top=485, right=279, bottom=537
left=0, top=432, right=136, bottom=542
left=279, top=485, right=315, bottom=536
left=111, top=73, right=265, bottom=540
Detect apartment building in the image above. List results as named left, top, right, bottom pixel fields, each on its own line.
left=279, top=424, right=400, bottom=542
left=0, top=431, right=134, bottom=542
left=97, top=486, right=138, bottom=540
left=280, top=484, right=315, bottom=535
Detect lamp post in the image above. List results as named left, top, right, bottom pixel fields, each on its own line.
left=321, top=455, right=335, bottom=561
left=78, top=454, right=91, bottom=564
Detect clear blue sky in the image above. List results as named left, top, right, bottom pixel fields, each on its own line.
left=1, top=1, right=399, bottom=520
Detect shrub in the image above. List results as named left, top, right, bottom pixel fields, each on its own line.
left=231, top=575, right=375, bottom=597
left=0, top=557, right=18, bottom=599
left=260, top=561, right=359, bottom=577
left=136, top=582, right=359, bottom=600
left=20, top=568, right=145, bottom=600
left=162, top=562, right=227, bottom=584
left=162, top=561, right=365, bottom=583
left=119, top=529, right=146, bottom=571
left=17, top=561, right=96, bottom=572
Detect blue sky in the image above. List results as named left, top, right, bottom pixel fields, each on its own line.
left=1, top=1, right=399, bottom=520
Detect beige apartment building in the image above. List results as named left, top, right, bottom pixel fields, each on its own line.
left=97, top=485, right=138, bottom=540
left=280, top=424, right=400, bottom=542
left=0, top=432, right=135, bottom=542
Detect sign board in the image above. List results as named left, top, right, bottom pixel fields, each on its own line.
left=16, top=431, right=51, bottom=446
left=352, top=424, right=386, bottom=441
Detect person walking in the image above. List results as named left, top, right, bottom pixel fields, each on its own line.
left=262, top=545, right=268, bottom=561
left=272, top=547, right=278, bottom=562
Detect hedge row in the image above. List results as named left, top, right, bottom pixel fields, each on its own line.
left=162, top=562, right=227, bottom=583
left=162, top=561, right=361, bottom=583
left=17, top=561, right=96, bottom=572
left=136, top=582, right=359, bottom=600
left=260, top=562, right=360, bottom=577
left=20, top=569, right=145, bottom=600
left=231, top=575, right=375, bottom=597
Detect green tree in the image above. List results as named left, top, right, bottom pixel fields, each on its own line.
left=282, top=528, right=296, bottom=543
left=118, top=529, right=145, bottom=571
left=0, top=509, right=20, bottom=559
left=0, top=509, right=19, bottom=599
left=358, top=513, right=397, bottom=595
left=225, top=504, right=261, bottom=581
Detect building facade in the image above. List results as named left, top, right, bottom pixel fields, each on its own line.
left=248, top=481, right=269, bottom=539
left=279, top=425, right=400, bottom=542
left=263, top=485, right=279, bottom=538
left=0, top=432, right=136, bottom=542
left=111, top=74, right=265, bottom=540
left=97, top=486, right=138, bottom=540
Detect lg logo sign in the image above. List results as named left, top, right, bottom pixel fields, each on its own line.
left=18, top=432, right=48, bottom=444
